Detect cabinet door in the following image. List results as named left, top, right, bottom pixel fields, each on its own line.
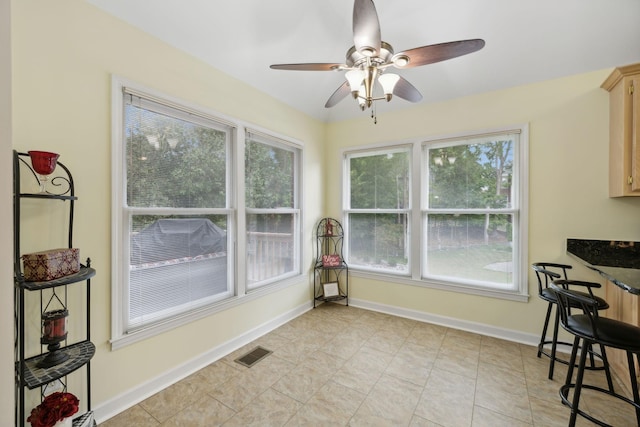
left=603, top=64, right=640, bottom=197
left=632, top=77, right=640, bottom=192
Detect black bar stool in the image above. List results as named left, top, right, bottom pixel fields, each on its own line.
left=532, top=263, right=609, bottom=379
left=551, top=281, right=640, bottom=426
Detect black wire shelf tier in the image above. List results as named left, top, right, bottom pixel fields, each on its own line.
left=315, top=295, right=348, bottom=302
left=18, top=193, right=77, bottom=201
left=17, top=266, right=96, bottom=291
left=314, top=263, right=348, bottom=269
left=20, top=340, right=95, bottom=390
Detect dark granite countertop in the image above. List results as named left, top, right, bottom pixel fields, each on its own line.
left=567, top=238, right=640, bottom=294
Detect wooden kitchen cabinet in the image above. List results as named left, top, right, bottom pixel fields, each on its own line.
left=601, top=63, right=640, bottom=197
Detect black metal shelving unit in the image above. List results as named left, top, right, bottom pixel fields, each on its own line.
left=14, top=150, right=96, bottom=427
left=313, top=218, right=348, bottom=307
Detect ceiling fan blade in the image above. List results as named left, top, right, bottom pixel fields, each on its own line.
left=394, top=39, right=485, bottom=69
left=393, top=77, right=423, bottom=103
left=325, top=82, right=351, bottom=108
left=353, top=0, right=381, bottom=55
left=270, top=63, right=343, bottom=71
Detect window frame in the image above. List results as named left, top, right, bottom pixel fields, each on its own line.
left=342, top=125, right=529, bottom=302
left=244, top=130, right=302, bottom=290
left=111, top=76, right=305, bottom=349
left=343, top=145, right=413, bottom=276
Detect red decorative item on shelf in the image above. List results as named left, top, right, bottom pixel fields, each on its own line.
left=28, top=151, right=60, bottom=193
left=42, top=309, right=68, bottom=343
left=22, top=248, right=80, bottom=282
left=322, top=254, right=341, bottom=267
left=28, top=151, right=59, bottom=175
left=27, top=392, right=79, bottom=427
left=325, top=221, right=333, bottom=236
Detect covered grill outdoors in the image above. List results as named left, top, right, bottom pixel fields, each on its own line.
left=129, top=218, right=228, bottom=322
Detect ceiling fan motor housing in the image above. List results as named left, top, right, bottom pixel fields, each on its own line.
left=346, top=41, right=394, bottom=69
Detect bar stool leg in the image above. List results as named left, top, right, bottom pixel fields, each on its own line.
left=538, top=303, right=553, bottom=358
left=588, top=343, right=596, bottom=371
left=568, top=339, right=590, bottom=427
left=626, top=351, right=640, bottom=425
left=564, top=335, right=581, bottom=389
left=548, top=308, right=561, bottom=379
left=599, top=344, right=614, bottom=393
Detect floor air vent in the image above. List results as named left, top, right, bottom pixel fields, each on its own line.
left=234, top=346, right=272, bottom=368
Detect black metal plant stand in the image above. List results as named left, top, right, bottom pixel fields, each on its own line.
left=313, top=218, right=348, bottom=307
left=13, top=151, right=96, bottom=427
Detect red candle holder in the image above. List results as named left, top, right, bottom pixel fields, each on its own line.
left=325, top=221, right=334, bottom=236
left=27, top=150, right=60, bottom=193
left=37, top=309, right=70, bottom=368
left=41, top=309, right=68, bottom=343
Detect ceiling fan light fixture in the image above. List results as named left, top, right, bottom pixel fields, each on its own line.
left=393, top=55, right=410, bottom=67
left=359, top=46, right=376, bottom=57
left=378, top=73, right=400, bottom=101
left=345, top=69, right=365, bottom=97
left=357, top=86, right=366, bottom=110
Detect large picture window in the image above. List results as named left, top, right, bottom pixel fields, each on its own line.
left=344, top=127, right=528, bottom=299
left=112, top=78, right=304, bottom=345
left=121, top=91, right=233, bottom=332
left=424, top=133, right=520, bottom=291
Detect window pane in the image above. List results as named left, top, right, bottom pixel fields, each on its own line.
left=247, top=213, right=296, bottom=285
left=349, top=151, right=410, bottom=209
left=425, top=214, right=513, bottom=285
left=348, top=213, right=409, bottom=273
left=125, top=103, right=227, bottom=208
left=427, top=139, right=513, bottom=209
left=245, top=139, right=294, bottom=209
left=129, top=215, right=229, bottom=326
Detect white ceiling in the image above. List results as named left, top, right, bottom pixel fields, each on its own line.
left=86, top=0, right=640, bottom=123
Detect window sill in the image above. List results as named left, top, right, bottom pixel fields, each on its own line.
left=351, top=269, right=530, bottom=302
left=110, top=274, right=306, bottom=350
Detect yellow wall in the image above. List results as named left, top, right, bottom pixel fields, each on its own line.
left=11, top=0, right=324, bottom=420
left=1, top=0, right=14, bottom=426
left=10, top=0, right=640, bottom=423
left=326, top=69, right=640, bottom=335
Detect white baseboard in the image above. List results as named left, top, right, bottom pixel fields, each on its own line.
left=93, top=301, right=312, bottom=424
left=348, top=297, right=541, bottom=347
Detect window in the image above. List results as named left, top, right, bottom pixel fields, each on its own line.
left=112, top=77, right=304, bottom=345
left=344, top=147, right=411, bottom=274
left=120, top=89, right=233, bottom=332
left=344, top=127, right=528, bottom=299
left=245, top=131, right=301, bottom=288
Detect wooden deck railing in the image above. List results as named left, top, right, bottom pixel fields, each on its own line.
left=247, top=231, right=293, bottom=283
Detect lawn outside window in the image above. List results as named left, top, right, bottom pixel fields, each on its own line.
left=343, top=126, right=528, bottom=300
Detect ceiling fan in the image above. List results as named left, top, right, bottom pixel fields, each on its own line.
left=270, top=0, right=485, bottom=119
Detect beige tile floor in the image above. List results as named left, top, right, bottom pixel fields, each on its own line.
left=100, top=304, right=639, bottom=426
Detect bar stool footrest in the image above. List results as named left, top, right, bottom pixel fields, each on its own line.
left=560, top=383, right=640, bottom=427
left=539, top=340, right=608, bottom=371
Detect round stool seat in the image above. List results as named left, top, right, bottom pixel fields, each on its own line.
left=540, top=287, right=609, bottom=310
left=567, top=315, right=640, bottom=353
